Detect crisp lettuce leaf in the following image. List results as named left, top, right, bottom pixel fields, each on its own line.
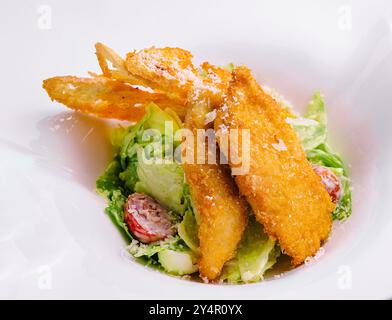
left=134, top=150, right=185, bottom=215
left=106, top=102, right=186, bottom=214
left=143, top=103, right=181, bottom=135
left=110, top=126, right=128, bottom=149
left=287, top=91, right=327, bottom=150
left=96, top=157, right=124, bottom=198
left=178, top=210, right=199, bottom=253
left=220, top=216, right=279, bottom=283
left=289, top=92, right=352, bottom=220
left=118, top=156, right=138, bottom=191
left=127, top=236, right=186, bottom=258
left=158, top=249, right=198, bottom=275
left=237, top=216, right=279, bottom=283
left=96, top=157, right=133, bottom=240
left=104, top=190, right=132, bottom=240
left=177, top=184, right=199, bottom=253
left=128, top=236, right=198, bottom=275
left=306, top=144, right=352, bottom=220
left=219, top=259, right=241, bottom=283
left=306, top=144, right=346, bottom=170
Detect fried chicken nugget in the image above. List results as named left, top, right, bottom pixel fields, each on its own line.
left=42, top=76, right=183, bottom=121
left=214, top=67, right=334, bottom=265
left=182, top=90, right=248, bottom=280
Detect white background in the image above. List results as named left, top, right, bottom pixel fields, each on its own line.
left=0, top=0, right=391, bottom=299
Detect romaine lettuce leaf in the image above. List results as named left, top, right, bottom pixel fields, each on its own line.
left=143, top=103, right=181, bottom=135
left=306, top=145, right=352, bottom=220
left=220, top=216, right=279, bottom=283
left=177, top=184, right=199, bottom=253
left=178, top=210, right=199, bottom=253
left=286, top=91, right=327, bottom=150
left=158, top=249, right=198, bottom=275
left=237, top=216, right=279, bottom=282
left=134, top=147, right=185, bottom=215
left=96, top=158, right=133, bottom=240
left=127, top=236, right=186, bottom=258
left=219, top=259, right=241, bottom=283
left=128, top=236, right=198, bottom=275
left=105, top=102, right=186, bottom=214
left=96, top=157, right=124, bottom=198
left=289, top=92, right=352, bottom=220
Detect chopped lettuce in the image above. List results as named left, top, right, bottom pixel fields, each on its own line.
left=127, top=236, right=186, bottom=258
left=96, top=157, right=124, bottom=198
left=158, top=249, right=198, bottom=275
left=96, top=89, right=352, bottom=282
left=96, top=103, right=198, bottom=275
left=134, top=148, right=185, bottom=215
left=96, top=158, right=132, bottom=240
left=286, top=91, right=327, bottom=151
left=237, top=217, right=278, bottom=282
left=177, top=184, right=199, bottom=253
left=306, top=144, right=352, bottom=220
left=144, top=103, right=181, bottom=135
left=220, top=216, right=280, bottom=283
left=289, top=92, right=352, bottom=220
left=178, top=210, right=199, bottom=253
left=219, top=259, right=241, bottom=283
left=105, top=102, right=185, bottom=214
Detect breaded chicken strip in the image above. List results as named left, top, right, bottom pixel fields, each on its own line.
left=95, top=42, right=232, bottom=121
left=43, top=76, right=181, bottom=121
left=182, top=90, right=248, bottom=280
left=214, top=67, right=334, bottom=265
left=125, top=46, right=232, bottom=108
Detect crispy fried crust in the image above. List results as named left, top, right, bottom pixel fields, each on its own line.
left=199, top=62, right=232, bottom=104
left=125, top=47, right=197, bottom=106
left=42, top=76, right=184, bottom=121
left=125, top=48, right=232, bottom=108
left=214, top=67, right=334, bottom=265
left=95, top=42, right=160, bottom=90
left=94, top=43, right=232, bottom=121
left=182, top=91, right=248, bottom=280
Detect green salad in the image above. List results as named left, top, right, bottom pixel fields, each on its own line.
left=96, top=92, right=352, bottom=283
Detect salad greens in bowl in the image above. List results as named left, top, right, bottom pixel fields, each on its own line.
left=96, top=93, right=351, bottom=283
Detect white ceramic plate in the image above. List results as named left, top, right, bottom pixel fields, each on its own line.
left=1, top=0, right=391, bottom=299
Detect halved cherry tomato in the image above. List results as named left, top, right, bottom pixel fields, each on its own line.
left=313, top=165, right=342, bottom=203
left=124, top=193, right=175, bottom=243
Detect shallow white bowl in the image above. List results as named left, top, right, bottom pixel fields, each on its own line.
left=0, top=0, right=391, bottom=299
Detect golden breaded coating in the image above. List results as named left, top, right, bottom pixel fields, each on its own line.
left=125, top=47, right=197, bottom=106
left=214, top=67, right=334, bottom=265
left=125, top=47, right=232, bottom=107
left=42, top=76, right=185, bottom=121
left=94, top=43, right=232, bottom=121
left=95, top=42, right=129, bottom=79
left=199, top=62, right=232, bottom=105
left=95, top=42, right=163, bottom=91
left=182, top=91, right=248, bottom=281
